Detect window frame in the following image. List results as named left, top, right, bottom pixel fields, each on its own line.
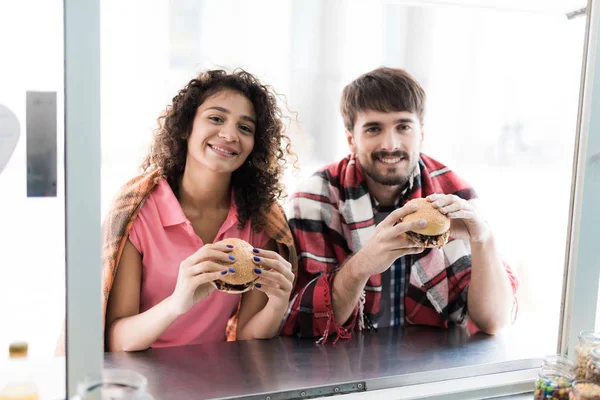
left=64, top=0, right=102, bottom=397
left=558, top=0, right=600, bottom=357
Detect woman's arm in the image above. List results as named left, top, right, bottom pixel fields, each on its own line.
left=236, top=240, right=293, bottom=340
left=105, top=239, right=180, bottom=352
left=106, top=240, right=236, bottom=351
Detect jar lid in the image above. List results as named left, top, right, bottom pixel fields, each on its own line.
left=542, top=354, right=577, bottom=370
left=539, top=368, right=576, bottom=382
left=77, top=369, right=149, bottom=399
left=579, top=330, right=600, bottom=342
left=8, top=341, right=28, bottom=358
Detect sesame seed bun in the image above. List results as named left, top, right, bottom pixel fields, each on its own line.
left=401, top=198, right=451, bottom=248
left=210, top=238, right=258, bottom=294
left=402, top=198, right=450, bottom=235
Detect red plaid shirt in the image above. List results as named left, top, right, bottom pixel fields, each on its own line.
left=280, top=153, right=519, bottom=342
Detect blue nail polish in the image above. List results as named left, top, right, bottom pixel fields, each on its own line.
left=253, top=248, right=260, bottom=254
left=229, top=268, right=236, bottom=273
left=253, top=268, right=262, bottom=274
left=226, top=244, right=234, bottom=248
left=228, top=255, right=236, bottom=261
left=220, top=270, right=228, bottom=275
left=253, top=256, right=260, bottom=262
left=255, top=283, right=262, bottom=288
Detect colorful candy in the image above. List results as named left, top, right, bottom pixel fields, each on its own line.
left=570, top=381, right=600, bottom=399
left=534, top=375, right=572, bottom=400
left=586, top=347, right=600, bottom=384
left=576, top=332, right=600, bottom=379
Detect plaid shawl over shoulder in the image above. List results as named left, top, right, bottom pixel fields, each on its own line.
left=55, top=169, right=297, bottom=355
left=280, top=153, right=518, bottom=342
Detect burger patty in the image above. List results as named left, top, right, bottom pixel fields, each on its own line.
left=406, top=230, right=449, bottom=248
left=214, top=281, right=251, bottom=291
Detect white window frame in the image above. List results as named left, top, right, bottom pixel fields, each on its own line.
left=559, top=0, right=600, bottom=357
left=64, top=0, right=102, bottom=397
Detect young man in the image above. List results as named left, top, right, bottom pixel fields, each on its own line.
left=281, top=67, right=518, bottom=342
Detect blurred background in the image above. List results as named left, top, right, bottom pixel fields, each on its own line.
left=0, top=0, right=588, bottom=356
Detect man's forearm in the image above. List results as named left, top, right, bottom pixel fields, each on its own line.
left=332, top=254, right=370, bottom=325
left=467, top=234, right=514, bottom=334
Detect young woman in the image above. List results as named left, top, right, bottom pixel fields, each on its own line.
left=103, top=69, right=297, bottom=351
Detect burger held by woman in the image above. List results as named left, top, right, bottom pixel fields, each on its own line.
left=100, top=69, right=298, bottom=351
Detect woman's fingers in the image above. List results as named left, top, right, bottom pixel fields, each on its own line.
left=184, top=243, right=234, bottom=266
left=253, top=280, right=288, bottom=298
left=252, top=255, right=294, bottom=281
left=251, top=249, right=292, bottom=271
left=252, top=268, right=293, bottom=293
left=192, top=270, right=228, bottom=287
left=187, top=261, right=233, bottom=277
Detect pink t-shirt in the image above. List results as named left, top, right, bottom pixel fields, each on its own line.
left=128, top=179, right=270, bottom=348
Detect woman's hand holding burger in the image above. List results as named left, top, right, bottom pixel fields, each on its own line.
left=251, top=249, right=295, bottom=311
left=203, top=238, right=294, bottom=312
left=426, top=194, right=490, bottom=243
left=169, top=242, right=236, bottom=317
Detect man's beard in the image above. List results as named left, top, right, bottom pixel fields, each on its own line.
left=360, top=150, right=417, bottom=187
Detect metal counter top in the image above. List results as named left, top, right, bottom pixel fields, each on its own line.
left=103, top=325, right=552, bottom=399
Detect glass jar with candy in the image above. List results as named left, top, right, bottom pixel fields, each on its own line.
left=576, top=332, right=600, bottom=379
left=570, top=380, right=600, bottom=400
left=586, top=347, right=600, bottom=384
left=535, top=355, right=577, bottom=400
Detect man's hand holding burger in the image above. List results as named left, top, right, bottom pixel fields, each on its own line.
left=332, top=192, right=513, bottom=334
left=426, top=193, right=490, bottom=243
left=353, top=204, right=428, bottom=277
left=332, top=202, right=427, bottom=325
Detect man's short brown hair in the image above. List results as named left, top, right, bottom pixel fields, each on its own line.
left=340, top=67, right=426, bottom=131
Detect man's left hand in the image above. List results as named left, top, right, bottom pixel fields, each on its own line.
left=426, top=194, right=490, bottom=243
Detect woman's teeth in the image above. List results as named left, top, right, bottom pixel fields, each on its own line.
left=210, top=145, right=235, bottom=155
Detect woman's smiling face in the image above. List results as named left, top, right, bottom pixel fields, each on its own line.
left=187, top=89, right=257, bottom=174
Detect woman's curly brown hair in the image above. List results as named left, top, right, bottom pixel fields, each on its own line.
left=141, top=69, right=296, bottom=231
